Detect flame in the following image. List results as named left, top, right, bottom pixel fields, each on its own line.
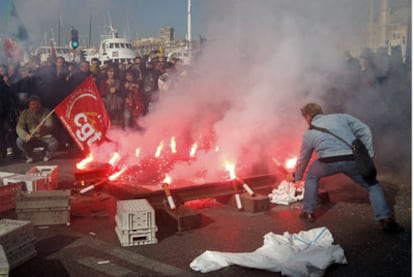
left=215, top=146, right=220, bottom=152
left=285, top=157, right=297, bottom=169
left=155, top=140, right=164, bottom=157
left=162, top=174, right=172, bottom=184
left=170, top=137, right=177, bottom=153
left=190, top=142, right=198, bottom=157
left=135, top=147, right=140, bottom=157
left=225, top=161, right=236, bottom=180
left=109, top=152, right=121, bottom=166
left=76, top=153, right=94, bottom=170
left=109, top=166, right=127, bottom=181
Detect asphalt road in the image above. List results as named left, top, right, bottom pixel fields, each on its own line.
left=0, top=148, right=411, bottom=277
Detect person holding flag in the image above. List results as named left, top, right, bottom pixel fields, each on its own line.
left=16, top=95, right=58, bottom=163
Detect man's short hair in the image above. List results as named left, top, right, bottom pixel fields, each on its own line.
left=28, top=95, right=41, bottom=103
left=300, top=103, right=323, bottom=118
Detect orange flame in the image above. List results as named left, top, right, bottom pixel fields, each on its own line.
left=109, top=166, right=127, bottom=181
left=162, top=174, right=172, bottom=184
left=76, top=153, right=94, bottom=170
left=135, top=147, right=140, bottom=157
left=285, top=157, right=297, bottom=170
left=225, top=161, right=236, bottom=180
left=190, top=142, right=198, bottom=157
left=155, top=140, right=164, bottom=157
left=109, top=152, right=121, bottom=166
left=170, top=137, right=177, bottom=153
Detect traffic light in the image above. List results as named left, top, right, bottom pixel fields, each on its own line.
left=71, top=28, right=79, bottom=49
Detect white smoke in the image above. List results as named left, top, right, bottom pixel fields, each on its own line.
left=98, top=0, right=373, bottom=183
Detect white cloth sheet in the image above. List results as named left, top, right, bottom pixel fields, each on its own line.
left=190, top=227, right=347, bottom=276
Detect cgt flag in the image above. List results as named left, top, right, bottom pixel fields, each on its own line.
left=55, top=76, right=110, bottom=153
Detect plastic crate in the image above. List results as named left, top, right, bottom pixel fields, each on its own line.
left=16, top=190, right=70, bottom=210
left=115, top=215, right=158, bottom=233
left=0, top=245, right=9, bottom=277
left=0, top=172, right=17, bottom=186
left=16, top=208, right=70, bottom=226
left=0, top=183, right=22, bottom=213
left=26, top=166, right=58, bottom=190
left=115, top=226, right=157, bottom=247
left=0, top=219, right=34, bottom=254
left=15, top=190, right=71, bottom=226
left=2, top=174, right=48, bottom=193
left=6, top=242, right=37, bottom=270
left=116, top=199, right=156, bottom=230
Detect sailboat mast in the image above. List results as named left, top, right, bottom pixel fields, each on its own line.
left=89, top=9, right=92, bottom=48
left=187, top=0, right=192, bottom=53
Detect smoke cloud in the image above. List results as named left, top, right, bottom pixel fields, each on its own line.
left=98, top=0, right=410, bottom=185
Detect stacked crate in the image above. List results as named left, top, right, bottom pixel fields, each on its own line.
left=2, top=174, right=48, bottom=193
left=0, top=172, right=22, bottom=213
left=115, top=199, right=157, bottom=247
left=26, top=166, right=59, bottom=190
left=0, top=245, right=8, bottom=277
left=1, top=166, right=58, bottom=193
left=0, top=219, right=37, bottom=270
left=0, top=183, right=22, bottom=214
left=15, top=190, right=71, bottom=226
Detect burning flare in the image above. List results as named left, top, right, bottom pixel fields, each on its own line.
left=190, top=142, right=198, bottom=157
left=109, top=152, right=121, bottom=166
left=161, top=174, right=176, bottom=210
left=225, top=161, right=243, bottom=210
left=225, top=161, right=236, bottom=180
left=170, top=137, right=177, bottom=153
left=285, top=157, right=297, bottom=170
left=162, top=174, right=172, bottom=184
left=109, top=166, right=127, bottom=181
left=76, top=153, right=94, bottom=170
left=155, top=140, right=164, bottom=157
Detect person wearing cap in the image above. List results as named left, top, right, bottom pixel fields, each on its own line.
left=16, top=95, right=58, bottom=163
left=287, top=103, right=403, bottom=233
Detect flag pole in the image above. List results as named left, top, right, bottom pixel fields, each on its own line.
left=27, top=109, right=55, bottom=141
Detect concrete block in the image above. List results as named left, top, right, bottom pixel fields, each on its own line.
left=163, top=205, right=202, bottom=232
left=228, top=192, right=270, bottom=213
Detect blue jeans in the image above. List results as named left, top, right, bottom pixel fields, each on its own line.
left=16, top=136, right=59, bottom=159
left=303, top=159, right=392, bottom=221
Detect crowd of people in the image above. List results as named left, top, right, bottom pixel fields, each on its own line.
left=0, top=50, right=189, bottom=162
left=0, top=45, right=410, bottom=164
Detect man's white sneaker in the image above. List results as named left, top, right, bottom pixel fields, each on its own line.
left=26, top=157, right=34, bottom=164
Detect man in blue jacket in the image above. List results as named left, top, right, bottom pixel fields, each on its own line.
left=287, top=103, right=403, bottom=233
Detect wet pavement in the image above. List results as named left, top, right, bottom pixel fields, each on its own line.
left=0, top=148, right=411, bottom=277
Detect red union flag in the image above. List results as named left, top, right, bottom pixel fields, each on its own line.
left=55, top=76, right=110, bottom=153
